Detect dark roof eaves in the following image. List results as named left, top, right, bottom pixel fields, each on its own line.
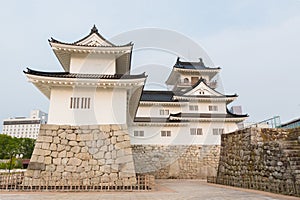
left=24, top=68, right=146, bottom=79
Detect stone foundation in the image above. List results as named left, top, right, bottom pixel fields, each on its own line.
left=132, top=145, right=220, bottom=179
left=216, top=127, right=300, bottom=196
left=25, top=124, right=136, bottom=185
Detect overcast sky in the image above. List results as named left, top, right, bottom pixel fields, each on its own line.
left=0, top=0, right=299, bottom=128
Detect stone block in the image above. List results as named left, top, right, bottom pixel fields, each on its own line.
left=59, top=125, right=70, bottom=129
left=44, top=156, right=52, bottom=165
left=27, top=162, right=46, bottom=170
left=30, top=155, right=38, bottom=162
left=77, top=134, right=93, bottom=141
left=89, top=125, right=100, bottom=130
left=71, top=146, right=81, bottom=154
left=111, top=136, right=117, bottom=144
left=45, top=164, right=56, bottom=172
left=56, top=165, right=64, bottom=172
left=68, top=157, right=82, bottom=166
left=61, top=158, right=68, bottom=166
left=98, top=159, right=105, bottom=165
left=81, top=146, right=88, bottom=153
left=76, top=152, right=91, bottom=160
left=45, top=124, right=60, bottom=130
left=111, top=164, right=119, bottom=172
left=67, top=151, right=74, bottom=157
left=69, top=141, right=78, bottom=146
left=61, top=139, right=68, bottom=145
left=42, top=142, right=50, bottom=150
left=93, top=151, right=105, bottom=159
left=37, top=156, right=45, bottom=163
left=88, top=147, right=98, bottom=155
left=37, top=136, right=53, bottom=143
left=105, top=159, right=114, bottom=165
left=53, top=137, right=60, bottom=144
left=66, top=145, right=71, bottom=151
left=58, top=132, right=66, bottom=139
left=78, top=142, right=86, bottom=147
left=100, top=165, right=111, bottom=174
left=111, top=124, right=122, bottom=131
left=57, top=144, right=65, bottom=152
left=53, top=158, right=61, bottom=165
left=39, top=130, right=46, bottom=136
left=58, top=150, right=66, bottom=158
left=105, top=152, right=112, bottom=159
left=51, top=151, right=58, bottom=158
left=77, top=166, right=85, bottom=173
left=100, top=125, right=111, bottom=132
left=49, top=143, right=57, bottom=151
left=97, top=140, right=103, bottom=147
left=65, top=166, right=77, bottom=172
left=115, top=141, right=130, bottom=149
left=66, top=133, right=76, bottom=141
left=66, top=129, right=74, bottom=134
left=34, top=143, right=42, bottom=149
left=117, top=135, right=124, bottom=142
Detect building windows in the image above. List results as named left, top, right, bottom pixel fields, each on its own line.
left=133, top=130, right=144, bottom=137
left=159, top=109, right=169, bottom=115
left=209, top=105, right=218, bottom=111
left=70, top=97, right=91, bottom=109
left=189, top=105, right=198, bottom=111
left=190, top=128, right=203, bottom=135
left=161, top=130, right=171, bottom=137
left=212, top=128, right=224, bottom=135
left=183, top=78, right=189, bottom=83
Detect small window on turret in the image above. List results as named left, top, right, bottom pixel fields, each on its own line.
left=70, top=97, right=91, bottom=109
left=183, top=78, right=189, bottom=83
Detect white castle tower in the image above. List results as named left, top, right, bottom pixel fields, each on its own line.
left=24, top=25, right=146, bottom=126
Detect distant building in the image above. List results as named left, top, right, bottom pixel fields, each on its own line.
left=2, top=110, right=48, bottom=139
left=281, top=117, right=300, bottom=129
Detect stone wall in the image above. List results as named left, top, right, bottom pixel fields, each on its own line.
left=25, top=124, right=136, bottom=184
left=132, top=145, right=220, bottom=179
left=216, top=127, right=300, bottom=196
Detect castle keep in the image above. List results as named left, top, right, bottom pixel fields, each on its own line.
left=24, top=26, right=247, bottom=181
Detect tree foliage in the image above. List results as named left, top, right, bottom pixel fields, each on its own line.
left=0, top=134, right=36, bottom=159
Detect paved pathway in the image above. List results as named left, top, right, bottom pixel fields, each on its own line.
left=0, top=180, right=298, bottom=200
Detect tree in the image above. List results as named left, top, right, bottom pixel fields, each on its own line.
left=0, top=134, right=35, bottom=160
left=19, top=138, right=35, bottom=158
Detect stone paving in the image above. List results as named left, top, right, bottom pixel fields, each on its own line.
left=0, top=180, right=298, bottom=200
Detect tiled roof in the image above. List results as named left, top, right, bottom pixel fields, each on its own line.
left=140, top=90, right=176, bottom=102
left=49, top=25, right=132, bottom=48
left=24, top=68, right=146, bottom=79
left=170, top=110, right=248, bottom=119
left=174, top=57, right=220, bottom=70
left=134, top=117, right=182, bottom=123
left=140, top=89, right=237, bottom=102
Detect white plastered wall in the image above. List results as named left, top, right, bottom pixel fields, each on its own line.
left=70, top=54, right=116, bottom=74
left=48, top=86, right=127, bottom=125
left=129, top=121, right=239, bottom=145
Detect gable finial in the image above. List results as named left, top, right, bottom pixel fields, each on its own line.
left=91, top=25, right=98, bottom=33
left=199, top=58, right=204, bottom=66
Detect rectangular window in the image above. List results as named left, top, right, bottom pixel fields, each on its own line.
left=190, top=128, right=203, bottom=135
left=159, top=109, right=170, bottom=115
left=133, top=130, right=144, bottom=137
left=209, top=105, right=218, bottom=111
left=212, top=128, right=224, bottom=135
left=161, top=130, right=171, bottom=137
left=189, top=105, right=199, bottom=111
left=70, top=97, right=91, bottom=109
